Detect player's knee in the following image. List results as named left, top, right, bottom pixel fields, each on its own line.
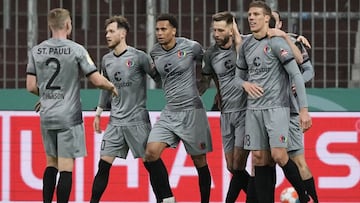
left=271, top=150, right=288, bottom=166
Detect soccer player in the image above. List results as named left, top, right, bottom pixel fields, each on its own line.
left=143, top=13, right=213, bottom=203
left=26, top=8, right=118, bottom=203
left=201, top=11, right=250, bottom=203
left=236, top=1, right=312, bottom=203
left=89, top=15, right=161, bottom=203
left=271, top=10, right=319, bottom=203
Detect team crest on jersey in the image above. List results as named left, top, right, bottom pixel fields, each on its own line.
left=264, top=45, right=271, bottom=54
left=86, top=53, right=95, bottom=65
left=177, top=50, right=186, bottom=58
left=279, top=135, right=287, bottom=143
left=279, top=48, right=289, bottom=57
left=126, top=59, right=134, bottom=68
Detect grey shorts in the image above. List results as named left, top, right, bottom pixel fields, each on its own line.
left=41, top=123, right=87, bottom=158
left=100, top=123, right=151, bottom=159
left=148, top=108, right=213, bottom=156
left=221, top=110, right=246, bottom=153
left=287, top=113, right=304, bottom=157
left=244, top=107, right=290, bottom=150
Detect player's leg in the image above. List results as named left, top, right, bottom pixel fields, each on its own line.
left=191, top=154, right=211, bottom=203
left=41, top=128, right=59, bottom=203
left=43, top=155, right=58, bottom=203
left=267, top=108, right=309, bottom=203
left=57, top=157, right=74, bottom=203
left=181, top=108, right=213, bottom=203
left=144, top=141, right=173, bottom=202
left=245, top=155, right=257, bottom=203
left=90, top=156, right=116, bottom=203
left=57, top=124, right=87, bottom=203
left=90, top=125, right=127, bottom=203
left=244, top=109, right=275, bottom=203
left=225, top=147, right=250, bottom=203
left=291, top=154, right=318, bottom=202
left=288, top=113, right=318, bottom=202
left=253, top=150, right=276, bottom=203
left=223, top=111, right=250, bottom=202
left=145, top=114, right=178, bottom=203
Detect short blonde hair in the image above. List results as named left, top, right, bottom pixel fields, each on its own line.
left=48, top=8, right=70, bottom=30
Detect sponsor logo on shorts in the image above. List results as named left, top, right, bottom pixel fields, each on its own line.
left=199, top=142, right=206, bottom=150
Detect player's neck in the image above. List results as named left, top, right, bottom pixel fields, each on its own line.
left=161, top=38, right=176, bottom=51
left=51, top=30, right=68, bottom=39
left=253, top=27, right=268, bottom=40
left=114, top=41, right=128, bottom=56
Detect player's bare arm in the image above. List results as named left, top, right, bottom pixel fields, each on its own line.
left=26, top=74, right=39, bottom=96
left=88, top=71, right=118, bottom=96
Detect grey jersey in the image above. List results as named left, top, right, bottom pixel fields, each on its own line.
left=150, top=37, right=204, bottom=111
left=203, top=44, right=246, bottom=112
left=26, top=38, right=98, bottom=129
left=237, top=36, right=295, bottom=109
left=99, top=46, right=159, bottom=125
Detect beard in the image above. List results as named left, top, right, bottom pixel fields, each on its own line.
left=215, top=35, right=230, bottom=47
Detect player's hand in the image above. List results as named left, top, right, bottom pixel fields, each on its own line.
left=242, top=81, right=264, bottom=98
left=267, top=28, right=287, bottom=38
left=93, top=116, right=102, bottom=133
left=299, top=108, right=312, bottom=132
left=297, top=35, right=311, bottom=49
left=110, top=83, right=119, bottom=97
left=34, top=101, right=41, bottom=113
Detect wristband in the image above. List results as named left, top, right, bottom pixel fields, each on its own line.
left=95, top=106, right=103, bottom=116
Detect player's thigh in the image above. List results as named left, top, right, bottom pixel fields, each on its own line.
left=124, top=123, right=152, bottom=159
left=41, top=127, right=58, bottom=157
left=220, top=112, right=235, bottom=153
left=101, top=124, right=128, bottom=159
left=244, top=109, right=269, bottom=151
left=147, top=110, right=180, bottom=147
left=177, top=108, right=213, bottom=156
left=57, top=123, right=87, bottom=158
left=288, top=113, right=304, bottom=157
left=264, top=107, right=290, bottom=149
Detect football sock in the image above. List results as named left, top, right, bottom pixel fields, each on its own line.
left=43, top=166, right=58, bottom=203
left=245, top=176, right=258, bottom=203
left=281, top=159, right=309, bottom=203
left=56, top=171, right=72, bottom=203
left=304, top=177, right=319, bottom=202
left=143, top=161, right=161, bottom=203
left=254, top=166, right=275, bottom=203
left=144, top=159, right=173, bottom=200
left=225, top=170, right=250, bottom=203
left=196, top=165, right=211, bottom=203
left=90, top=159, right=112, bottom=203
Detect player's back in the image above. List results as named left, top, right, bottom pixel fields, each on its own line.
left=29, top=38, right=97, bottom=129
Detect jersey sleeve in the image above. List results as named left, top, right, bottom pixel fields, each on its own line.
left=270, top=37, right=295, bottom=66
left=26, top=49, right=36, bottom=76
left=97, top=56, right=112, bottom=108
left=76, top=45, right=98, bottom=76
left=141, top=52, right=161, bottom=83
left=192, top=41, right=204, bottom=63
left=296, top=42, right=314, bottom=82
left=202, top=50, right=214, bottom=75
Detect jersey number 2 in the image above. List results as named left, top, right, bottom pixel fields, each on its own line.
left=45, top=58, right=61, bottom=90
